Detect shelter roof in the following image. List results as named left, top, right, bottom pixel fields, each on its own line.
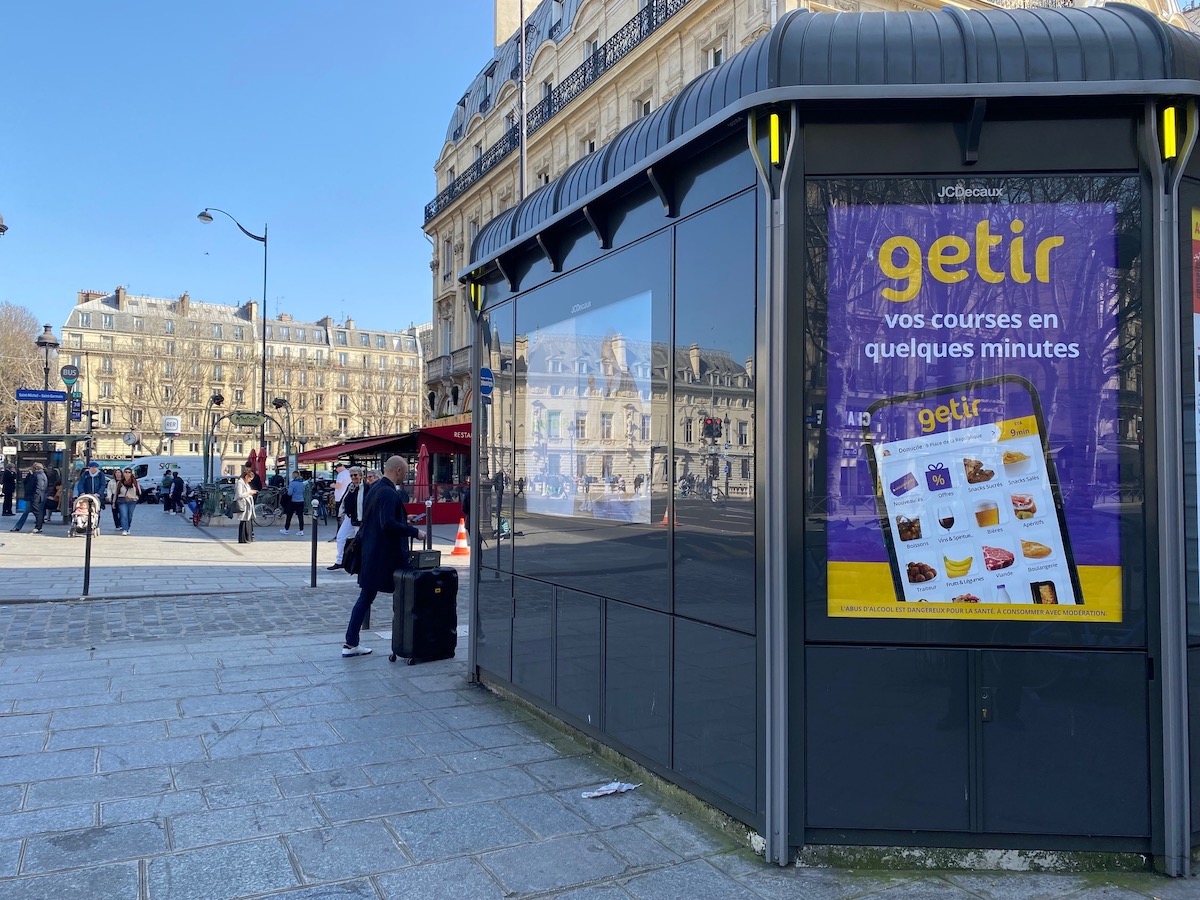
left=469, top=5, right=1200, bottom=273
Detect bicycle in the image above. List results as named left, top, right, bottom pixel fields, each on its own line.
left=193, top=484, right=236, bottom=528
left=253, top=486, right=285, bottom=528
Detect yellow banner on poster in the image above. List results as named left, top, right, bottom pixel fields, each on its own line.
left=828, top=561, right=1123, bottom=622
left=996, top=415, right=1039, bottom=441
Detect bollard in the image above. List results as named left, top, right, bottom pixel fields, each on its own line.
left=310, top=498, right=318, bottom=588
left=81, top=516, right=93, bottom=599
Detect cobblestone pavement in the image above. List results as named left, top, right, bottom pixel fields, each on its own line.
left=0, top=581, right=1196, bottom=896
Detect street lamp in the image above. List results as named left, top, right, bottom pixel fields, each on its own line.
left=197, top=207, right=268, bottom=452
left=35, top=325, right=59, bottom=453
left=204, top=392, right=224, bottom=483
left=272, top=397, right=293, bottom=474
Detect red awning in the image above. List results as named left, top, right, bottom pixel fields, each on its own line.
left=296, top=434, right=404, bottom=464
left=419, top=422, right=471, bottom=455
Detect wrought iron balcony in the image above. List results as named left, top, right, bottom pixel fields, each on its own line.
left=424, top=0, right=693, bottom=224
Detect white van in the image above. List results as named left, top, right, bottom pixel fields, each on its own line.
left=128, top=456, right=220, bottom=493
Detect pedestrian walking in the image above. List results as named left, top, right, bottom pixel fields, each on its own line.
left=75, top=460, right=107, bottom=500
left=281, top=470, right=306, bottom=535
left=236, top=465, right=257, bottom=544
left=115, top=467, right=141, bottom=535
left=328, top=466, right=365, bottom=570
left=10, top=463, right=48, bottom=533
left=170, top=472, right=185, bottom=515
left=2, top=463, right=16, bottom=516
left=106, top=469, right=120, bottom=528
left=161, top=471, right=175, bottom=513
left=341, top=456, right=425, bottom=657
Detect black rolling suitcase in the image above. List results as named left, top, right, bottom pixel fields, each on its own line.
left=390, top=566, right=458, bottom=664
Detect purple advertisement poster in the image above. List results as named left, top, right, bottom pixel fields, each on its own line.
left=823, top=193, right=1124, bottom=622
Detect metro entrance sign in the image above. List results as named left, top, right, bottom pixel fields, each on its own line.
left=230, top=411, right=267, bottom=427
left=16, top=389, right=67, bottom=403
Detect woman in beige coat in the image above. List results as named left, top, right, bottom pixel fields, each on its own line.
left=236, top=466, right=257, bottom=544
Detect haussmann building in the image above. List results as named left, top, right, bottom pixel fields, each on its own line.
left=456, top=5, right=1200, bottom=876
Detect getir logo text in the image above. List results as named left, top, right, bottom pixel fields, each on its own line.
left=917, top=395, right=982, bottom=433
left=878, top=219, right=1065, bottom=303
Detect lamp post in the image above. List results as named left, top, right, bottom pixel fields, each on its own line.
left=35, top=325, right=59, bottom=454
left=197, top=208, right=268, bottom=451
left=203, top=393, right=225, bottom=483
left=272, top=397, right=293, bottom=475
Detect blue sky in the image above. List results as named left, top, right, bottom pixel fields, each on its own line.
left=0, top=2, right=494, bottom=331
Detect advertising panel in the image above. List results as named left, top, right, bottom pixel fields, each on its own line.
left=821, top=180, right=1129, bottom=622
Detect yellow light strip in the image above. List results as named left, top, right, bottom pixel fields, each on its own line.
left=769, top=112, right=781, bottom=166
left=1163, top=105, right=1178, bottom=160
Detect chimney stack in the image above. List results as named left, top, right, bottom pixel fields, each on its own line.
left=115, top=285, right=127, bottom=311
left=495, top=0, right=525, bottom=47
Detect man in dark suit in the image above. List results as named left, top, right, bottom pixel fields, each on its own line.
left=342, top=455, right=425, bottom=657
left=1, top=464, right=16, bottom=516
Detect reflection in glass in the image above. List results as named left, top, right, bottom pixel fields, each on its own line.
left=480, top=302, right=514, bottom=572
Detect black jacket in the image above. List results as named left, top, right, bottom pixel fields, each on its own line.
left=1, top=469, right=15, bottom=496
left=356, top=478, right=419, bottom=593
left=171, top=474, right=185, bottom=500
left=23, top=471, right=47, bottom=504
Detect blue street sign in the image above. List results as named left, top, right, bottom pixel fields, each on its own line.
left=70, top=399, right=82, bottom=422
left=479, top=367, right=495, bottom=396
left=16, top=389, right=67, bottom=402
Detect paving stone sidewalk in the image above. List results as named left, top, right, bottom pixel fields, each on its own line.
left=0, top=585, right=1194, bottom=899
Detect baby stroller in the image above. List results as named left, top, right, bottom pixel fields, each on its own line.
left=69, top=494, right=102, bottom=538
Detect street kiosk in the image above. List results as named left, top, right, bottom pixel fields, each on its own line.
left=462, top=6, right=1200, bottom=874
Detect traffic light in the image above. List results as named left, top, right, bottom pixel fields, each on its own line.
left=713, top=417, right=723, bottom=439
left=82, top=409, right=97, bottom=432
left=702, top=417, right=715, bottom=440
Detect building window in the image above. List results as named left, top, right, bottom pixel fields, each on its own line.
left=542, top=79, right=553, bottom=100
left=705, top=42, right=725, bottom=70
left=234, top=325, right=244, bottom=340
left=233, top=440, right=244, bottom=455
left=131, top=410, right=143, bottom=426
left=190, top=388, right=200, bottom=403
left=280, top=326, right=289, bottom=339
left=132, top=360, right=144, bottom=375
left=547, top=411, right=561, bottom=439
left=338, top=394, right=349, bottom=410
left=575, top=413, right=587, bottom=438
left=586, top=34, right=600, bottom=58
left=70, top=354, right=82, bottom=369
left=635, top=96, right=652, bottom=118
left=315, top=394, right=325, bottom=410
left=235, top=346, right=244, bottom=360
left=234, top=389, right=244, bottom=404
left=134, top=384, right=144, bottom=400
left=442, top=237, right=453, bottom=278
left=336, top=331, right=347, bottom=346
left=133, top=317, right=144, bottom=330
left=163, top=386, right=174, bottom=401
left=296, top=328, right=305, bottom=341
left=738, top=420, right=748, bottom=446
left=601, top=413, right=614, bottom=440
left=165, top=361, right=176, bottom=377
left=315, top=350, right=325, bottom=365
left=641, top=414, right=651, bottom=442
left=187, top=441, right=200, bottom=453
left=359, top=333, right=370, bottom=347
left=100, top=409, right=112, bottom=426
left=338, top=417, right=348, bottom=433
left=213, top=323, right=223, bottom=339
left=79, top=313, right=91, bottom=327
left=582, top=135, right=596, bottom=155
left=741, top=458, right=751, bottom=480
left=102, top=314, right=114, bottom=329
left=189, top=412, right=200, bottom=428
left=375, top=335, right=386, bottom=349
left=70, top=333, right=82, bottom=348
left=213, top=345, right=222, bottom=359
left=474, top=141, right=483, bottom=162
left=685, top=419, right=693, bottom=443
left=165, top=340, right=176, bottom=356
left=213, top=364, right=223, bottom=380
left=101, top=336, right=113, bottom=351
left=338, top=372, right=349, bottom=388
left=338, top=352, right=349, bottom=367
left=164, top=319, right=175, bottom=334
left=101, top=357, right=114, bottom=375
left=537, top=170, right=550, bottom=186
left=266, top=325, right=273, bottom=338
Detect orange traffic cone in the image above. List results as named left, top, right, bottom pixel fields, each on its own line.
left=659, top=508, right=669, bottom=526
left=450, top=518, right=470, bottom=556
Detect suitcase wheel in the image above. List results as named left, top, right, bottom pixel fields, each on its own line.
left=388, top=654, right=397, bottom=662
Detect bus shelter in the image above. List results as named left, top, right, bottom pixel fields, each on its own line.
left=461, top=7, right=1200, bottom=874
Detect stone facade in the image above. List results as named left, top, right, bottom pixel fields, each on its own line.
left=63, top=287, right=429, bottom=469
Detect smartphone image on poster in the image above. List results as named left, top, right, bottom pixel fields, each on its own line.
left=863, top=375, right=1083, bottom=607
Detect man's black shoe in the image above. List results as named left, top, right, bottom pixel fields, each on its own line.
left=327, top=563, right=342, bottom=570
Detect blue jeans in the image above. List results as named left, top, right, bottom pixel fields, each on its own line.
left=118, top=499, right=137, bottom=531
left=345, top=588, right=378, bottom=648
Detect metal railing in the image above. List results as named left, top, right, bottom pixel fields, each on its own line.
left=424, top=0, right=693, bottom=224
